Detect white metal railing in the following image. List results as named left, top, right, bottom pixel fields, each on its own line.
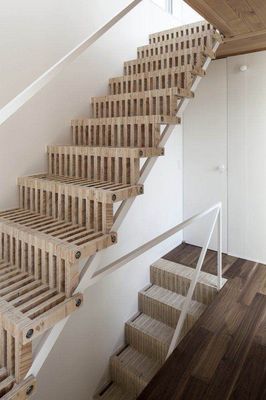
left=85, top=202, right=223, bottom=359
left=0, top=0, right=143, bottom=127
left=85, top=202, right=222, bottom=289
left=166, top=202, right=222, bottom=357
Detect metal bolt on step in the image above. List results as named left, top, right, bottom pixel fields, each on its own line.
left=75, top=251, right=81, bottom=259
left=111, top=235, right=116, bottom=243
left=26, top=329, right=34, bottom=339
left=26, top=385, right=34, bottom=396
left=139, top=150, right=144, bottom=156
left=139, top=186, right=144, bottom=194
left=112, top=194, right=117, bottom=201
left=76, top=298, right=82, bottom=307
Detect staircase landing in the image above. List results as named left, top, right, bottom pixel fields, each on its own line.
left=138, top=243, right=266, bottom=400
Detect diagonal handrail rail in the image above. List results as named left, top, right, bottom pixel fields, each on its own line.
left=85, top=202, right=222, bottom=288
left=0, top=0, right=143, bottom=127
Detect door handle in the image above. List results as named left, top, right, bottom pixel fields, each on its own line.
left=217, top=164, right=226, bottom=173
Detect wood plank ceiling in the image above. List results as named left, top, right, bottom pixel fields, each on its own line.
left=184, top=0, right=266, bottom=58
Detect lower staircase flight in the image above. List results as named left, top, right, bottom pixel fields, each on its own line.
left=96, top=259, right=227, bottom=399
left=0, top=20, right=222, bottom=398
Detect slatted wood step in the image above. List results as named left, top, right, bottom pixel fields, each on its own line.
left=150, top=259, right=227, bottom=305
left=138, top=284, right=206, bottom=329
left=138, top=30, right=217, bottom=59
left=47, top=146, right=164, bottom=184
left=109, top=67, right=204, bottom=95
left=17, top=175, right=114, bottom=232
left=18, top=174, right=143, bottom=205
left=110, top=346, right=160, bottom=397
left=0, top=259, right=83, bottom=344
left=148, top=21, right=214, bottom=44
left=0, top=209, right=116, bottom=264
left=91, top=88, right=193, bottom=119
left=96, top=383, right=134, bottom=400
left=0, top=370, right=15, bottom=399
left=125, top=313, right=174, bottom=363
left=71, top=116, right=181, bottom=147
left=1, top=375, right=36, bottom=400
left=123, top=47, right=214, bottom=76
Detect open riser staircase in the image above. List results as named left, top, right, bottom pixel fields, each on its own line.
left=0, top=19, right=222, bottom=399
left=97, top=259, right=226, bottom=399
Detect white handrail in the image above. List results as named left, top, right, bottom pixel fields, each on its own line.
left=0, top=0, right=143, bottom=127
left=85, top=202, right=222, bottom=287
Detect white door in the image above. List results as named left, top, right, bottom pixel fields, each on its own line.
left=183, top=59, right=228, bottom=252
left=227, top=52, right=266, bottom=263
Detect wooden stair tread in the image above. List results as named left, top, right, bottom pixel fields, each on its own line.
left=92, top=87, right=193, bottom=102
left=47, top=145, right=164, bottom=158
left=149, top=21, right=214, bottom=43
left=0, top=258, right=82, bottom=343
left=123, top=46, right=214, bottom=75
left=71, top=115, right=181, bottom=126
left=0, top=209, right=116, bottom=262
left=111, top=346, right=160, bottom=390
left=109, top=66, right=204, bottom=96
left=97, top=383, right=134, bottom=400
left=152, top=258, right=227, bottom=288
left=0, top=375, right=15, bottom=395
left=140, top=285, right=206, bottom=317
left=138, top=30, right=218, bottom=57
left=18, top=174, right=143, bottom=203
left=71, top=115, right=180, bottom=148
left=126, top=313, right=174, bottom=345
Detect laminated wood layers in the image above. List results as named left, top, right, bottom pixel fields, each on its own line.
left=0, top=209, right=116, bottom=264
left=47, top=145, right=164, bottom=184
left=149, top=21, right=213, bottom=44
left=139, top=285, right=206, bottom=329
left=150, top=258, right=227, bottom=305
left=109, top=68, right=198, bottom=95
left=18, top=174, right=143, bottom=204
left=138, top=30, right=215, bottom=58
left=110, top=346, right=160, bottom=397
left=91, top=88, right=193, bottom=119
left=125, top=313, right=174, bottom=363
left=123, top=47, right=214, bottom=75
left=71, top=116, right=180, bottom=147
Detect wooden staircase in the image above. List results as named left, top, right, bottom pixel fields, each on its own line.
left=0, top=20, right=222, bottom=399
left=97, top=259, right=227, bottom=399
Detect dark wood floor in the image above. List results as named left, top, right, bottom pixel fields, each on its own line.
left=138, top=243, right=266, bottom=400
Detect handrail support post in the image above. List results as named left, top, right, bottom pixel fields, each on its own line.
left=217, top=205, right=223, bottom=290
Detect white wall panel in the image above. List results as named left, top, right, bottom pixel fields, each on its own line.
left=228, top=52, right=266, bottom=263
left=183, top=59, right=228, bottom=252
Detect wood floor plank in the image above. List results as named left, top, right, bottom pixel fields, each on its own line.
left=229, top=341, right=266, bottom=400
left=203, top=293, right=266, bottom=400
left=180, top=377, right=208, bottom=400
left=163, top=243, right=238, bottom=276
left=138, top=327, right=212, bottom=400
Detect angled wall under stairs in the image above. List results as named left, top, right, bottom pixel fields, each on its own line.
left=0, top=20, right=221, bottom=399
left=96, top=259, right=227, bottom=399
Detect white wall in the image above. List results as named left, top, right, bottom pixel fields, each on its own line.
left=183, top=59, right=228, bottom=252
left=1, top=1, right=184, bottom=399
left=184, top=51, right=266, bottom=263
left=227, top=52, right=266, bottom=263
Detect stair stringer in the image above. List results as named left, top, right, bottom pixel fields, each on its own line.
left=25, top=36, right=221, bottom=386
